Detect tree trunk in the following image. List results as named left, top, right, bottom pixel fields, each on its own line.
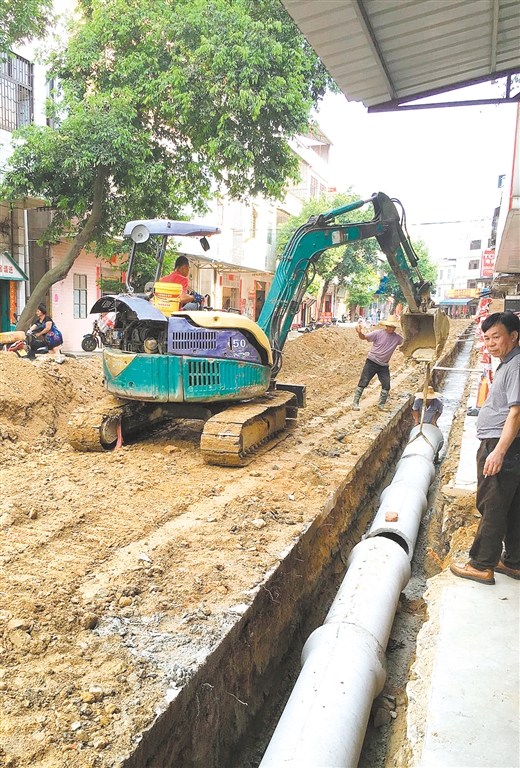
left=17, top=167, right=106, bottom=330
left=318, top=278, right=330, bottom=316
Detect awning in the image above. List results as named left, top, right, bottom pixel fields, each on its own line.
left=439, top=298, right=478, bottom=306
left=178, top=250, right=274, bottom=277
left=0, top=251, right=28, bottom=281
left=279, top=1, right=520, bottom=110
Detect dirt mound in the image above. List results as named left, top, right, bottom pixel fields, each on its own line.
left=0, top=354, right=104, bottom=450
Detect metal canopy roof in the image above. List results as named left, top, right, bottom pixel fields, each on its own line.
left=280, top=0, right=520, bottom=110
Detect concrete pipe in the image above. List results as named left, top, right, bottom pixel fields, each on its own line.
left=260, top=538, right=410, bottom=768
left=259, top=425, right=443, bottom=768
left=401, top=424, right=443, bottom=462
left=392, top=453, right=435, bottom=491
left=367, top=480, right=428, bottom=559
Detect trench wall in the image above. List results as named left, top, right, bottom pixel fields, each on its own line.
left=123, top=328, right=472, bottom=768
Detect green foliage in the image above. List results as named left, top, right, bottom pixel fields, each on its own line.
left=99, top=243, right=176, bottom=293
left=345, top=268, right=379, bottom=310
left=1, top=0, right=335, bottom=324
left=380, top=238, right=437, bottom=304
left=0, top=0, right=54, bottom=52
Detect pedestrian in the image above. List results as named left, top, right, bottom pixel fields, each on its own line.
left=28, top=303, right=63, bottom=357
left=352, top=315, right=403, bottom=411
left=412, top=385, right=443, bottom=426
left=451, top=311, right=520, bottom=585
left=158, top=255, right=201, bottom=310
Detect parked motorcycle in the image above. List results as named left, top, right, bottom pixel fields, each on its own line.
left=0, top=329, right=49, bottom=359
left=81, top=319, right=107, bottom=352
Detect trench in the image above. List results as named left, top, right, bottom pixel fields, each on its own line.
left=358, top=326, right=476, bottom=768
left=120, top=326, right=475, bottom=768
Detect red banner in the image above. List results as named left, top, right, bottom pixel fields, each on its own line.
left=480, top=249, right=495, bottom=278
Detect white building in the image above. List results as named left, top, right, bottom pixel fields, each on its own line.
left=176, top=128, right=334, bottom=322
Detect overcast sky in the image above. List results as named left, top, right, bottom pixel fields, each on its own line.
left=314, top=88, right=518, bottom=259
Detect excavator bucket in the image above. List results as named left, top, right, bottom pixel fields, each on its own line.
left=400, top=308, right=450, bottom=362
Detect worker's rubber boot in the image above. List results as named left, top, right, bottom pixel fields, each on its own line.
left=378, top=389, right=389, bottom=410
left=352, top=386, right=364, bottom=411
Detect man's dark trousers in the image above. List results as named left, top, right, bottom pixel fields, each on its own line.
left=469, top=437, right=520, bottom=570
left=357, top=358, right=391, bottom=391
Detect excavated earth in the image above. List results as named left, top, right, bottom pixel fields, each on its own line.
left=0, top=322, right=469, bottom=768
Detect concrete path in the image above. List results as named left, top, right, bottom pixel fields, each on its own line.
left=418, top=574, right=519, bottom=768
left=404, top=373, right=520, bottom=768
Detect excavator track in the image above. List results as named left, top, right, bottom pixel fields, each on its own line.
left=200, top=390, right=298, bottom=467
left=67, top=397, right=130, bottom=451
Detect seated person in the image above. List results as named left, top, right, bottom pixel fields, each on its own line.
left=158, top=255, right=201, bottom=310
left=412, top=385, right=443, bottom=426
left=28, top=303, right=63, bottom=354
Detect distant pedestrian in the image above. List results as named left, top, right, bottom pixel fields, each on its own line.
left=353, top=315, right=403, bottom=411
left=451, top=312, right=520, bottom=585
left=412, top=385, right=443, bottom=426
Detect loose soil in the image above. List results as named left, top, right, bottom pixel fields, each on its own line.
left=0, top=322, right=469, bottom=767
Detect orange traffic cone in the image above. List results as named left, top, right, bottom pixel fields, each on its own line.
left=476, top=374, right=489, bottom=408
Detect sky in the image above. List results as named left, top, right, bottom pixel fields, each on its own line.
left=313, top=88, right=518, bottom=261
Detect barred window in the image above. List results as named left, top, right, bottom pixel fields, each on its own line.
left=310, top=176, right=318, bottom=199
left=73, top=274, right=87, bottom=319
left=0, top=53, right=33, bottom=131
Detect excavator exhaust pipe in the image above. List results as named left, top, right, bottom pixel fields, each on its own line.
left=400, top=307, right=450, bottom=361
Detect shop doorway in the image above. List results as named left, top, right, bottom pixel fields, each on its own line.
left=222, top=286, right=240, bottom=311
left=0, top=282, right=11, bottom=331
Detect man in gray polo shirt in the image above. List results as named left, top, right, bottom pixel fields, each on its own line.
left=451, top=311, right=520, bottom=585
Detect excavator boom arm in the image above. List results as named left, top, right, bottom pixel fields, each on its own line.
left=258, top=192, right=444, bottom=377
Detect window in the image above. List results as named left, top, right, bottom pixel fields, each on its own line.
left=467, top=280, right=477, bottom=289
left=469, top=239, right=481, bottom=250
left=468, top=259, right=479, bottom=270
left=438, top=269, right=443, bottom=281
left=310, top=176, right=318, bottom=199
left=267, top=222, right=273, bottom=245
left=73, top=274, right=87, bottom=319
left=319, top=183, right=326, bottom=197
left=0, top=53, right=33, bottom=131
left=276, top=209, right=290, bottom=226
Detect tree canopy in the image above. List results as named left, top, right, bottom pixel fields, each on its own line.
left=1, top=0, right=335, bottom=327
left=0, top=0, right=54, bottom=53
left=380, top=238, right=438, bottom=305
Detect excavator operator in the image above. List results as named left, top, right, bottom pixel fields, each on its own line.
left=159, top=255, right=202, bottom=310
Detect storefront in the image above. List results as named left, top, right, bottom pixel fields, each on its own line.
left=439, top=297, right=478, bottom=318
left=0, top=251, right=28, bottom=331
left=178, top=251, right=273, bottom=320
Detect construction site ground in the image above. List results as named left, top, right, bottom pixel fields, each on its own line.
left=0, top=320, right=473, bottom=768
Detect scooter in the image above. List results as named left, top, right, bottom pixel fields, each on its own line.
left=3, top=330, right=49, bottom=359
left=81, top=319, right=107, bottom=352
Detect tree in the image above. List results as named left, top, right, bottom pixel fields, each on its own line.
left=0, top=0, right=54, bottom=53
left=380, top=238, right=438, bottom=305
left=1, top=0, right=335, bottom=328
left=276, top=191, right=381, bottom=313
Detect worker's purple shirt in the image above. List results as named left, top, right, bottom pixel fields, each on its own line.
left=365, top=329, right=403, bottom=366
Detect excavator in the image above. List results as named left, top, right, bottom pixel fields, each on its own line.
left=67, top=192, right=449, bottom=465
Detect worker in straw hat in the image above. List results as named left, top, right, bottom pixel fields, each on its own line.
left=412, top=385, right=443, bottom=426
left=353, top=315, right=403, bottom=411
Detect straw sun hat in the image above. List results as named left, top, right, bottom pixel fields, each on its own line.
left=415, top=385, right=441, bottom=400
left=379, top=315, right=400, bottom=328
